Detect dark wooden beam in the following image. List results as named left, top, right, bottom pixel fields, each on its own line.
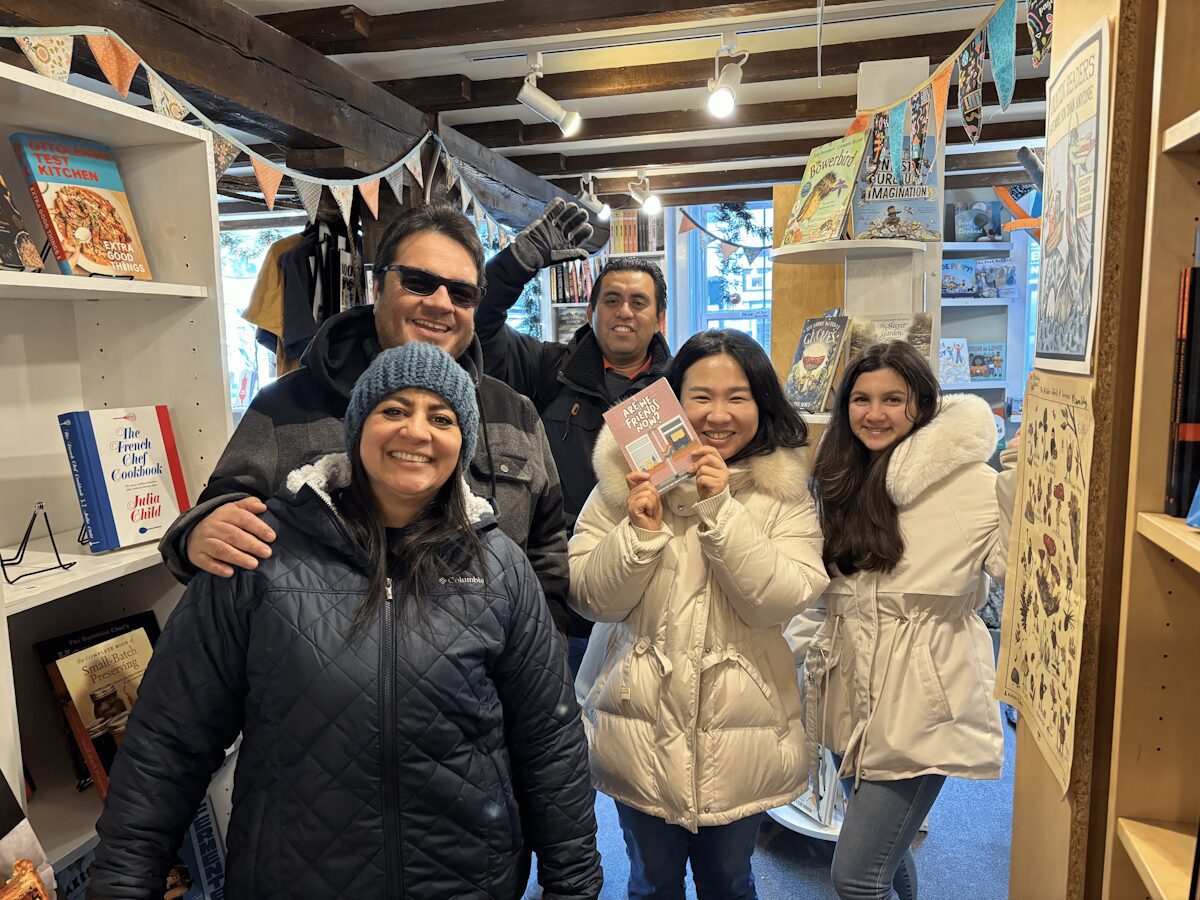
left=944, top=147, right=1043, bottom=172
left=461, top=78, right=1047, bottom=149
left=944, top=170, right=1032, bottom=189
left=0, top=40, right=32, bottom=70
left=384, top=29, right=1035, bottom=113
left=265, top=0, right=864, bottom=55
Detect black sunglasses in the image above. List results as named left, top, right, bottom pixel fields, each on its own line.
left=377, top=264, right=483, bottom=309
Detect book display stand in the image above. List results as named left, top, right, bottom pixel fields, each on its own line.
left=0, top=504, right=75, bottom=587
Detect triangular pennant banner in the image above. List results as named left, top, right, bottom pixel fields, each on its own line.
left=330, top=185, right=354, bottom=228
left=888, top=101, right=907, bottom=185
left=441, top=149, right=458, bottom=185
left=678, top=215, right=699, bottom=235
left=250, top=157, right=284, bottom=211
left=459, top=186, right=472, bottom=213
left=384, top=167, right=406, bottom=204
left=404, top=153, right=424, bottom=188
left=15, top=36, right=72, bottom=82
left=846, top=113, right=871, bottom=136
left=210, top=131, right=240, bottom=182
left=906, top=87, right=934, bottom=182
left=359, top=179, right=380, bottom=219
left=472, top=199, right=485, bottom=225
left=294, top=178, right=324, bottom=222
left=931, top=64, right=953, bottom=136
left=85, top=34, right=141, bottom=98
left=719, top=242, right=739, bottom=260
left=743, top=246, right=763, bottom=266
left=958, top=31, right=987, bottom=143
left=499, top=228, right=510, bottom=249
left=1027, top=0, right=1054, bottom=68
left=987, top=0, right=1018, bottom=111
left=485, top=216, right=497, bottom=248
left=147, top=71, right=188, bottom=121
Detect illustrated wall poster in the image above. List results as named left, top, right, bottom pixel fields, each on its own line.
left=851, top=86, right=941, bottom=241
left=1034, top=22, right=1109, bottom=374
left=997, top=371, right=1094, bottom=794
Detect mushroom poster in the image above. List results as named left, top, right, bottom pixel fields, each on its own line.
left=997, top=370, right=1094, bottom=794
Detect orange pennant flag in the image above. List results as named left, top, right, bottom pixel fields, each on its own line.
left=359, top=180, right=381, bottom=219
left=846, top=114, right=871, bottom=136
left=85, top=35, right=141, bottom=97
left=678, top=215, right=699, bottom=235
left=931, top=64, right=953, bottom=136
left=250, top=157, right=284, bottom=211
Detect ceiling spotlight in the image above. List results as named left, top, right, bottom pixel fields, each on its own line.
left=516, top=52, right=582, bottom=137
left=707, top=33, right=749, bottom=119
left=628, top=171, right=662, bottom=216
left=578, top=174, right=611, bottom=221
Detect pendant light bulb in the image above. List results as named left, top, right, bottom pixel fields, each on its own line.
left=707, top=37, right=748, bottom=120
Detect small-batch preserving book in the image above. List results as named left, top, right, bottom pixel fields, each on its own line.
left=58, top=406, right=190, bottom=553
left=602, top=377, right=701, bottom=494
left=10, top=132, right=152, bottom=279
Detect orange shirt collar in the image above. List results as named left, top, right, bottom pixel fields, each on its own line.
left=603, top=354, right=653, bottom=378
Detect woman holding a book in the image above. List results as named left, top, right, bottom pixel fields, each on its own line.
left=89, top=342, right=602, bottom=900
left=568, top=329, right=829, bottom=899
left=804, top=341, right=1016, bottom=900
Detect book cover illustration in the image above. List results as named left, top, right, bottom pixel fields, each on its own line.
left=939, top=338, right=970, bottom=383
left=10, top=133, right=152, bottom=280
left=780, top=133, right=867, bottom=245
left=58, top=405, right=191, bottom=553
left=968, top=342, right=1006, bottom=381
left=554, top=305, right=588, bottom=343
left=784, top=316, right=850, bottom=412
left=602, top=377, right=701, bottom=494
left=941, top=260, right=977, bottom=297
left=847, top=312, right=933, bottom=363
left=975, top=258, right=1018, bottom=300
left=951, top=201, right=1004, bottom=242
left=0, top=171, right=41, bottom=271
left=0, top=774, right=51, bottom=900
left=851, top=87, right=942, bottom=241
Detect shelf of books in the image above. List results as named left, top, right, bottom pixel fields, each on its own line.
left=0, top=58, right=232, bottom=887
left=1103, top=0, right=1200, bottom=897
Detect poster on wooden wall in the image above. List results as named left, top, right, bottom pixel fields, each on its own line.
left=1034, top=21, right=1110, bottom=375
left=997, top=371, right=1095, bottom=794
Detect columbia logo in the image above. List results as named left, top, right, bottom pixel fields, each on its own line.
left=439, top=575, right=484, bottom=585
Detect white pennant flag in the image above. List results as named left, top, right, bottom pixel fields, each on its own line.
left=404, top=152, right=424, bottom=187
left=459, top=186, right=472, bottom=213
left=147, top=71, right=188, bottom=121
left=384, top=166, right=405, bottom=204
left=720, top=242, right=739, bottom=260
left=472, top=199, right=485, bottom=225
left=294, top=178, right=324, bottom=222
left=330, top=184, right=354, bottom=228
left=486, top=216, right=497, bottom=247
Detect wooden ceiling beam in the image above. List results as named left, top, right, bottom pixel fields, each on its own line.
left=264, top=0, right=864, bottom=56
left=944, top=169, right=1033, bottom=189
left=383, top=29, right=1034, bottom=113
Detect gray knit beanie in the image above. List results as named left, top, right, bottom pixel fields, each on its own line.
left=344, top=342, right=479, bottom=463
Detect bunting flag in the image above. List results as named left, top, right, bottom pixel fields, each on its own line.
left=250, top=157, right=284, bottom=211
left=441, top=149, right=458, bottom=186
left=485, top=216, right=497, bottom=247
left=1028, top=0, right=1054, bottom=68
left=845, top=113, right=871, bottom=137
left=743, top=246, right=763, bottom=266
left=472, top=198, right=485, bottom=226
left=958, top=31, right=987, bottom=143
left=459, top=186, right=472, bottom=213
left=359, top=179, right=380, bottom=219
left=294, top=178, right=324, bottom=222
left=931, top=64, right=953, bottom=135
left=15, top=35, right=72, bottom=82
left=384, top=166, right=406, bottom=204
left=147, top=71, right=188, bottom=121
left=404, top=152, right=424, bottom=188
left=719, top=242, right=739, bottom=260
left=888, top=101, right=907, bottom=185
left=498, top=228, right=510, bottom=249
left=85, top=34, right=141, bottom=97
left=210, top=130, right=240, bottom=181
left=678, top=215, right=699, bottom=235
left=988, top=0, right=1018, bottom=111
left=906, top=87, right=933, bottom=182
left=330, top=184, right=354, bottom=228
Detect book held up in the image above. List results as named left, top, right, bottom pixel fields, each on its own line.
left=603, top=378, right=701, bottom=494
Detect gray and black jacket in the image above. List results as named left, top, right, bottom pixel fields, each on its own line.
left=159, top=304, right=571, bottom=635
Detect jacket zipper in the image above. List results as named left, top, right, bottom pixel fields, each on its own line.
left=381, top=576, right=402, bottom=899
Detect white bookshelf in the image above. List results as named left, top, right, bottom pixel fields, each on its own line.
left=770, top=238, right=928, bottom=266
left=0, top=61, right=231, bottom=866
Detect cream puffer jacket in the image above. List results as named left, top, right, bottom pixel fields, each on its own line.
left=569, top=427, right=829, bottom=833
left=804, top=395, right=1015, bottom=796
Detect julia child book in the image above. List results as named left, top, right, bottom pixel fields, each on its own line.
left=10, top=133, right=152, bottom=280
left=603, top=378, right=701, bottom=494
left=58, top=406, right=190, bottom=553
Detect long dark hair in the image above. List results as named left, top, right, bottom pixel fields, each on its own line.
left=813, top=341, right=941, bottom=575
left=372, top=203, right=487, bottom=297
left=336, top=446, right=486, bottom=635
left=666, top=329, right=808, bottom=464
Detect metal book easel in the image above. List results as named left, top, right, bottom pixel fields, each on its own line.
left=0, top=502, right=78, bottom=586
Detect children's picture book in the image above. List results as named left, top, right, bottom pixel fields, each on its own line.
left=780, top=133, right=867, bottom=245
left=784, top=316, right=851, bottom=412
left=10, top=133, right=152, bottom=279
left=0, top=171, right=41, bottom=271
left=951, top=201, right=1004, bottom=242
left=968, top=342, right=1007, bottom=381
left=58, top=406, right=191, bottom=553
left=939, top=338, right=970, bottom=383
left=847, top=312, right=933, bottom=363
left=942, top=260, right=977, bottom=297
left=975, top=258, right=1019, bottom=299
left=603, top=377, right=701, bottom=494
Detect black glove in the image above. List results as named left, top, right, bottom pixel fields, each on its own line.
left=510, top=197, right=594, bottom=275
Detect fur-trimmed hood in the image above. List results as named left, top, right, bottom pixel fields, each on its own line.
left=591, top=425, right=813, bottom=510
left=886, top=393, right=997, bottom=507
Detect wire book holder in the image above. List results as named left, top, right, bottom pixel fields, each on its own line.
left=1, top=502, right=77, bottom=586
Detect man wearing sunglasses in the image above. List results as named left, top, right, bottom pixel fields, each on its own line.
left=158, top=203, right=572, bottom=638
left=475, top=198, right=672, bottom=674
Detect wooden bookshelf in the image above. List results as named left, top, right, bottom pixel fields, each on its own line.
left=1116, top=819, right=1197, bottom=900
left=1163, top=108, right=1200, bottom=154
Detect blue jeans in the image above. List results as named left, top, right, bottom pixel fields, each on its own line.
left=567, top=635, right=589, bottom=679
left=830, top=766, right=946, bottom=900
left=615, top=801, right=763, bottom=899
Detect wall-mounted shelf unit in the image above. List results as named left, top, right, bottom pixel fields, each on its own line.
left=770, top=239, right=927, bottom=266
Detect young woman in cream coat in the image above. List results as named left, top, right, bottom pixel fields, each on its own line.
left=569, top=330, right=829, bottom=899
left=806, top=340, right=1016, bottom=900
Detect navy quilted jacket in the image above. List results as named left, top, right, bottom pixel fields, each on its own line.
left=88, top=455, right=602, bottom=899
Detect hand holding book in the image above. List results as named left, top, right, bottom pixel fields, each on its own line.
left=625, top=471, right=664, bottom=531
left=689, top=445, right=729, bottom=501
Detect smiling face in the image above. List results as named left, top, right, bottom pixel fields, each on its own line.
left=358, top=388, right=462, bottom=526
left=589, top=269, right=664, bottom=368
left=373, top=230, right=477, bottom=359
left=847, top=366, right=917, bottom=452
left=680, top=353, right=759, bottom=461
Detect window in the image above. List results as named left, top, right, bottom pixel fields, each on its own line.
left=685, top=201, right=773, bottom=352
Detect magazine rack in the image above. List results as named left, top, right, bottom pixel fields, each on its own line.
left=0, top=504, right=75, bottom=587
